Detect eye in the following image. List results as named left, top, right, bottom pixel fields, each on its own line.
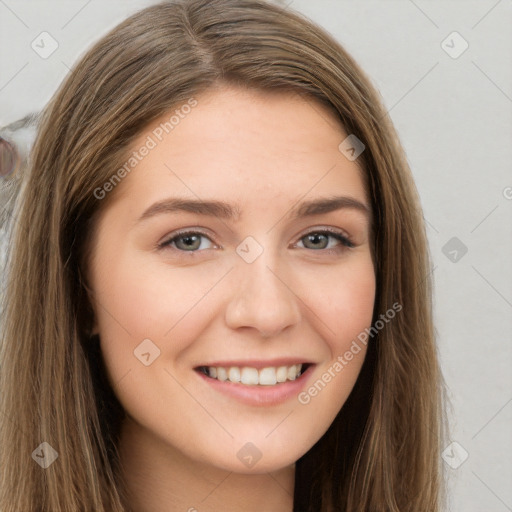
left=158, top=228, right=355, bottom=254
left=158, top=230, right=216, bottom=252
left=296, top=228, right=354, bottom=253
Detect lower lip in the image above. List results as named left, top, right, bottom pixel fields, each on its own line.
left=195, top=365, right=315, bottom=406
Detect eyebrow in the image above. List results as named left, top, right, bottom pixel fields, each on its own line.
left=137, top=195, right=370, bottom=223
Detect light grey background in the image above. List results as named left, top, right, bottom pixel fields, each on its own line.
left=1, top=1, right=511, bottom=510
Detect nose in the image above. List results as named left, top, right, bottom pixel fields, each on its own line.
left=224, top=255, right=302, bottom=338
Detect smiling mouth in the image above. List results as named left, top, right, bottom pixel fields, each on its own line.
left=195, top=363, right=311, bottom=386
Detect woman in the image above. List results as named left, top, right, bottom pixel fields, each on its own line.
left=0, top=0, right=448, bottom=510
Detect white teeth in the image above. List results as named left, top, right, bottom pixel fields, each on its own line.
left=228, top=367, right=241, bottom=383
left=259, top=367, right=277, bottom=386
left=287, top=364, right=299, bottom=381
left=241, top=367, right=259, bottom=385
left=276, top=366, right=288, bottom=383
left=204, top=363, right=304, bottom=385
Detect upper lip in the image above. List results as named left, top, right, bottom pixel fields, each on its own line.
left=194, top=358, right=313, bottom=370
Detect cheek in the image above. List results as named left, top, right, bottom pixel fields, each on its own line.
left=92, top=251, right=201, bottom=338
left=304, top=253, right=376, bottom=353
left=295, top=253, right=375, bottom=416
left=331, top=269, right=376, bottom=350
left=90, top=249, right=227, bottom=383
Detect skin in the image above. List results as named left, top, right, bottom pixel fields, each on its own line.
left=87, top=86, right=375, bottom=512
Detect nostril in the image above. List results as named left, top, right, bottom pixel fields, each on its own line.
left=0, top=138, right=18, bottom=178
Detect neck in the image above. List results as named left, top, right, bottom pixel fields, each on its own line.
left=117, top=416, right=295, bottom=512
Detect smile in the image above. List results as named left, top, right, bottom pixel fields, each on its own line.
left=196, top=363, right=308, bottom=386
left=194, top=360, right=315, bottom=406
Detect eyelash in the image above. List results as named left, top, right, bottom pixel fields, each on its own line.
left=158, top=227, right=355, bottom=255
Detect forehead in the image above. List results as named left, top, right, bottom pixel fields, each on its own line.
left=105, top=86, right=368, bottom=214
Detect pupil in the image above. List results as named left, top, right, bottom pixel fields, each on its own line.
left=180, top=235, right=200, bottom=250
left=307, top=234, right=326, bottom=249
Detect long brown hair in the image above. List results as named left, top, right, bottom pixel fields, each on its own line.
left=0, top=1, right=448, bottom=510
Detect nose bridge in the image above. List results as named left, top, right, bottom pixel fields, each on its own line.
left=224, top=244, right=301, bottom=337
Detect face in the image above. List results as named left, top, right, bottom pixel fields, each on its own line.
left=87, top=86, right=375, bottom=474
